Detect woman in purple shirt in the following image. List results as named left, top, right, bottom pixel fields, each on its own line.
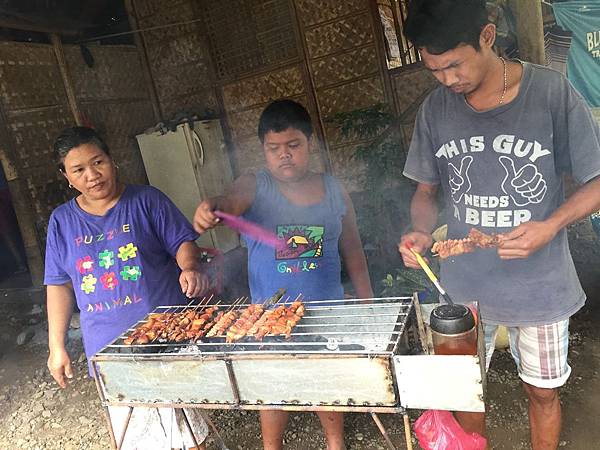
left=45, top=127, right=209, bottom=450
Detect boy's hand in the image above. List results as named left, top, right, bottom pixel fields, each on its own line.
left=193, top=199, right=220, bottom=234
left=398, top=231, right=433, bottom=269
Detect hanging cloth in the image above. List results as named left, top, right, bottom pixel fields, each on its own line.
left=552, top=1, right=600, bottom=106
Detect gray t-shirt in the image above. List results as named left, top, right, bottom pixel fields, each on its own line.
left=404, top=62, right=600, bottom=326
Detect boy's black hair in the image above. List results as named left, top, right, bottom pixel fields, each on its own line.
left=258, top=99, right=313, bottom=143
left=404, top=0, right=489, bottom=55
left=54, top=126, right=110, bottom=171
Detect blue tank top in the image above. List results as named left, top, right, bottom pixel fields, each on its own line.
left=243, top=170, right=347, bottom=303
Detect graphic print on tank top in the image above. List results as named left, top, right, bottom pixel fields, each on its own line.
left=275, top=225, right=324, bottom=274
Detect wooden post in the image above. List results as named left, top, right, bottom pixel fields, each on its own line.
left=507, top=0, right=546, bottom=65
left=124, top=0, right=163, bottom=123
left=50, top=33, right=82, bottom=125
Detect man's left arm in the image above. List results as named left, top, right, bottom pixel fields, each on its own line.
left=498, top=176, right=600, bottom=259
left=176, top=241, right=210, bottom=297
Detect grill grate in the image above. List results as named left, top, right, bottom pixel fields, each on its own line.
left=97, top=297, right=413, bottom=357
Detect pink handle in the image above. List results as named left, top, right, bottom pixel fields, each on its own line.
left=214, top=210, right=284, bottom=250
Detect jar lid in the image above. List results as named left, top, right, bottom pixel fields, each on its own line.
left=430, top=304, right=475, bottom=335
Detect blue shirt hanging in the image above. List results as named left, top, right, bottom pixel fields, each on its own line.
left=553, top=1, right=600, bottom=106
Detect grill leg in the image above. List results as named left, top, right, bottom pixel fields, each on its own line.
left=403, top=414, right=414, bottom=450
left=370, top=412, right=397, bottom=450
left=180, top=408, right=201, bottom=449
left=101, top=404, right=118, bottom=450
left=117, top=407, right=134, bottom=450
left=197, top=410, right=229, bottom=450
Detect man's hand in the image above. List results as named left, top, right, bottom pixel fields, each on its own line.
left=180, top=269, right=210, bottom=298
left=398, top=231, right=434, bottom=269
left=497, top=220, right=558, bottom=260
left=193, top=199, right=220, bottom=234
left=48, top=347, right=73, bottom=389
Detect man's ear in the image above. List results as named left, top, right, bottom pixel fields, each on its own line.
left=480, top=23, right=497, bottom=49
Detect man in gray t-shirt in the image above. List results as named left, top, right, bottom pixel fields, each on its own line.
left=398, top=1, right=600, bottom=448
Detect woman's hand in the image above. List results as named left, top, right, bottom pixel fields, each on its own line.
left=193, top=199, right=220, bottom=234
left=47, top=347, right=73, bottom=389
left=179, top=269, right=210, bottom=298
left=398, top=231, right=434, bottom=269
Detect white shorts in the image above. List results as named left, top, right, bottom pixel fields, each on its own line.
left=484, top=320, right=571, bottom=389
left=108, top=406, right=209, bottom=450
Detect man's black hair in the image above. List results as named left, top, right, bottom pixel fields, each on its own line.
left=404, top=0, right=490, bottom=55
left=54, top=126, right=110, bottom=172
left=258, top=99, right=313, bottom=143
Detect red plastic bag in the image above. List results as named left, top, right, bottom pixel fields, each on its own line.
left=414, top=410, right=487, bottom=450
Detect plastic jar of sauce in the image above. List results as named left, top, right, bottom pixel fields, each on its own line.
left=430, top=304, right=477, bottom=356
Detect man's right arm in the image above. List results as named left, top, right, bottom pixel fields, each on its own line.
left=47, top=283, right=75, bottom=388
left=193, top=173, right=256, bottom=234
left=398, top=182, right=439, bottom=269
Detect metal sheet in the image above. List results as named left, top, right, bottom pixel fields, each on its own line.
left=393, top=355, right=485, bottom=412
left=94, top=358, right=235, bottom=404
left=233, top=356, right=396, bottom=406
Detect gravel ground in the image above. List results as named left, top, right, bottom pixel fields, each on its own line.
left=1, top=221, right=599, bottom=449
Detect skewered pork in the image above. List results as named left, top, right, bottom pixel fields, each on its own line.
left=432, top=228, right=500, bottom=259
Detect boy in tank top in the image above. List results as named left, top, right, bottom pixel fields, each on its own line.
left=194, top=99, right=373, bottom=450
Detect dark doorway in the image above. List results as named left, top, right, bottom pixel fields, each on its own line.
left=0, top=164, right=31, bottom=288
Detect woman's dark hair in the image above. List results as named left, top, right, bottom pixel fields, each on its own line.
left=405, top=0, right=489, bottom=55
left=54, top=126, right=110, bottom=172
left=258, top=99, right=313, bottom=143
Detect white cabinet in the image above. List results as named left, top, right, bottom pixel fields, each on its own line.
left=136, top=120, right=239, bottom=253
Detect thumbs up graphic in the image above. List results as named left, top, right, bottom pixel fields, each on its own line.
left=499, top=156, right=547, bottom=206
left=448, top=155, right=473, bottom=203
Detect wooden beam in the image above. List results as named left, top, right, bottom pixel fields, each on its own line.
left=124, top=0, right=163, bottom=123
left=507, top=0, right=546, bottom=65
left=50, top=33, right=82, bottom=125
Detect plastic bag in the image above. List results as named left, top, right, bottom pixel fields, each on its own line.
left=414, top=410, right=487, bottom=450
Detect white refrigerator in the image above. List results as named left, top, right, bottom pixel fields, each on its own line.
left=136, top=120, right=239, bottom=253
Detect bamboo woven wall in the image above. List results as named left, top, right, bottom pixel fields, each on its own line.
left=131, top=0, right=219, bottom=119
left=64, top=44, right=153, bottom=186
left=0, top=41, right=154, bottom=283
left=0, top=42, right=74, bottom=282
left=389, top=64, right=437, bottom=150
left=128, top=0, right=435, bottom=190
left=294, top=0, right=390, bottom=191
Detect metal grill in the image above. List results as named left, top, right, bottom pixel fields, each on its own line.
left=97, top=296, right=413, bottom=356
left=91, top=297, right=415, bottom=411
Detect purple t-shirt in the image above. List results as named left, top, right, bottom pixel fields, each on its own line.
left=44, top=184, right=198, bottom=363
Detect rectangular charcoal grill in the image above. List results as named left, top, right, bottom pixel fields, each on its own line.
left=91, top=296, right=485, bottom=450
left=92, top=297, right=415, bottom=410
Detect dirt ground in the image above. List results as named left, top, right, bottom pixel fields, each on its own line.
left=0, top=220, right=599, bottom=450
